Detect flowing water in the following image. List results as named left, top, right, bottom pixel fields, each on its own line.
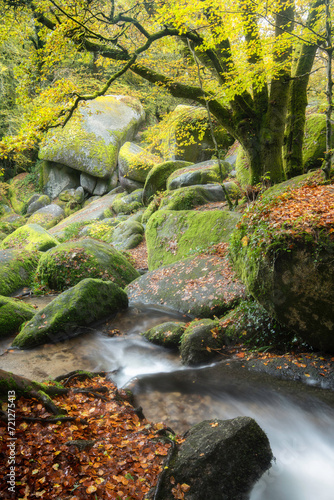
left=1, top=302, right=334, bottom=499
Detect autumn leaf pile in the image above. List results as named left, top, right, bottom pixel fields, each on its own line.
left=0, top=375, right=172, bottom=499
left=244, top=184, right=334, bottom=237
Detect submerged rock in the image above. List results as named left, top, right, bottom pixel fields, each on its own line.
left=12, top=278, right=128, bottom=349
left=156, top=417, right=272, bottom=500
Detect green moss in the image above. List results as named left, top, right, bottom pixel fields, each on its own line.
left=0, top=224, right=59, bottom=252
left=146, top=209, right=241, bottom=270
left=0, top=296, right=35, bottom=338
left=143, top=160, right=193, bottom=205
left=236, top=147, right=251, bottom=187
left=33, top=238, right=139, bottom=292
left=0, top=248, right=40, bottom=296
left=303, top=114, right=334, bottom=171
left=166, top=160, right=228, bottom=189
left=142, top=321, right=186, bottom=347
left=159, top=185, right=222, bottom=211
left=111, top=189, right=143, bottom=215
left=8, top=173, right=37, bottom=214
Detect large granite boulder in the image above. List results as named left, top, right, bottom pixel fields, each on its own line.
left=12, top=278, right=128, bottom=349
left=180, top=318, right=223, bottom=365
left=156, top=417, right=272, bottom=500
left=34, top=238, right=139, bottom=291
left=41, top=161, right=80, bottom=200
left=143, top=160, right=193, bottom=205
left=153, top=105, right=234, bottom=163
left=0, top=296, right=35, bottom=338
left=118, top=142, right=162, bottom=183
left=26, top=194, right=51, bottom=215
left=111, top=189, right=144, bottom=215
left=230, top=176, right=334, bottom=351
left=146, top=209, right=241, bottom=270
left=39, top=95, right=145, bottom=183
left=0, top=248, right=40, bottom=296
left=127, top=251, right=246, bottom=318
left=0, top=224, right=59, bottom=252
left=166, top=159, right=228, bottom=190
left=109, top=219, right=144, bottom=250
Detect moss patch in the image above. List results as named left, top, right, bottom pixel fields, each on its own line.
left=0, top=248, right=40, bottom=296
left=143, top=160, right=193, bottom=205
left=0, top=296, right=35, bottom=338
left=0, top=224, right=59, bottom=252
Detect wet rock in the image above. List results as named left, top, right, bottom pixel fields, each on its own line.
left=180, top=318, right=223, bottom=365
left=156, top=417, right=273, bottom=500
left=142, top=321, right=186, bottom=348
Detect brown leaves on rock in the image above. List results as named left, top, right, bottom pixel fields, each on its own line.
left=0, top=375, right=171, bottom=499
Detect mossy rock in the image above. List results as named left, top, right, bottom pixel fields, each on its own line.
left=111, top=189, right=144, bottom=215
left=26, top=194, right=51, bottom=215
left=159, top=184, right=225, bottom=211
left=142, top=321, right=186, bottom=348
left=39, top=95, right=145, bottom=179
left=303, top=114, right=334, bottom=171
left=235, top=147, right=251, bottom=187
left=8, top=173, right=37, bottom=214
left=118, top=142, right=162, bottom=183
left=166, top=159, right=228, bottom=190
left=34, top=238, right=140, bottom=292
left=126, top=253, right=246, bottom=318
left=27, top=204, right=65, bottom=229
left=0, top=213, right=26, bottom=238
left=146, top=209, right=241, bottom=270
left=180, top=318, right=224, bottom=365
left=229, top=180, right=334, bottom=351
left=143, top=160, right=193, bottom=205
left=0, top=248, right=40, bottom=296
left=109, top=220, right=144, bottom=250
left=0, top=296, right=35, bottom=338
left=0, top=224, right=59, bottom=252
left=12, top=278, right=128, bottom=349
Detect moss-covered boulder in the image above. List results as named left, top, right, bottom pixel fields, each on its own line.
left=157, top=417, right=272, bottom=500
left=0, top=296, right=35, bottom=338
left=127, top=251, right=246, bottom=318
left=153, top=105, right=234, bottom=163
left=27, top=204, right=65, bottom=229
left=118, top=142, right=162, bottom=183
left=109, top=220, right=144, bottom=250
left=142, top=160, right=192, bottom=205
left=0, top=248, right=40, bottom=296
left=303, top=114, right=334, bottom=171
left=34, top=238, right=139, bottom=291
left=0, top=213, right=26, bottom=241
left=12, top=278, right=128, bottom=349
left=48, top=189, right=123, bottom=239
left=230, top=179, right=334, bottom=351
left=0, top=224, right=59, bottom=252
left=166, top=159, right=228, bottom=190
left=39, top=95, right=145, bottom=179
left=159, top=184, right=226, bottom=211
left=146, top=209, right=241, bottom=270
left=41, top=161, right=80, bottom=200
left=26, top=194, right=51, bottom=215
left=111, top=189, right=144, bottom=215
left=142, top=321, right=186, bottom=347
left=8, top=173, right=38, bottom=214
left=180, top=318, right=224, bottom=365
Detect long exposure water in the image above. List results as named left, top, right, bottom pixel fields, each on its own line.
left=1, top=302, right=334, bottom=499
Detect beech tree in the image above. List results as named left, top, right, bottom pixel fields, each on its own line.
left=0, top=0, right=330, bottom=184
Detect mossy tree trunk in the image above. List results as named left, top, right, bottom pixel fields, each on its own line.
left=283, top=0, right=324, bottom=179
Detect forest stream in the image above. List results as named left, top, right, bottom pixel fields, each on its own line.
left=1, top=301, right=334, bottom=500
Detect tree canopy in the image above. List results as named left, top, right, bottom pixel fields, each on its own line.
left=0, top=0, right=331, bottom=184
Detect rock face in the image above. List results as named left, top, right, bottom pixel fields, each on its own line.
left=146, top=209, right=241, bottom=270
left=118, top=142, right=162, bottom=183
left=39, top=95, right=145, bottom=190
left=166, top=159, right=228, bottom=190
left=0, top=224, right=59, bottom=252
left=230, top=178, right=334, bottom=351
left=0, top=296, right=35, bottom=338
left=0, top=248, right=40, bottom=296
left=127, top=252, right=246, bottom=318
left=35, top=238, right=140, bottom=291
left=12, top=278, right=128, bottom=349
left=156, top=417, right=273, bottom=500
